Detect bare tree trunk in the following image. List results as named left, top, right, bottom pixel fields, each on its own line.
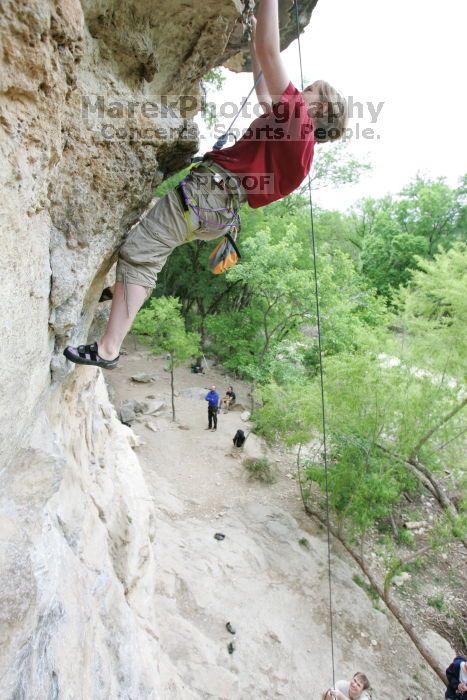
left=249, top=381, right=255, bottom=413
left=170, top=362, right=176, bottom=421
left=377, top=444, right=466, bottom=547
left=407, top=457, right=460, bottom=521
left=389, top=513, right=398, bottom=540
left=360, top=529, right=366, bottom=568
left=376, top=444, right=459, bottom=517
left=304, top=504, right=448, bottom=686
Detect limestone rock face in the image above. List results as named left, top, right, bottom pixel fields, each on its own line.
left=0, top=0, right=318, bottom=696
left=0, top=369, right=167, bottom=698
left=227, top=0, right=319, bottom=72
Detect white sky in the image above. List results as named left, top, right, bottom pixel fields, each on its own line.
left=196, top=0, right=467, bottom=211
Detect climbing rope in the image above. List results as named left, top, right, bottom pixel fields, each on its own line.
left=292, top=0, right=337, bottom=687
left=211, top=72, right=263, bottom=151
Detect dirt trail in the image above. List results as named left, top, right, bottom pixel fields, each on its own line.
left=106, top=340, right=446, bottom=699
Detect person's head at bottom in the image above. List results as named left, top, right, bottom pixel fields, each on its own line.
left=324, top=673, right=370, bottom=700
left=349, top=673, right=370, bottom=698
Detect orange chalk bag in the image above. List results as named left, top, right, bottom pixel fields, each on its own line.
left=207, top=233, right=241, bottom=275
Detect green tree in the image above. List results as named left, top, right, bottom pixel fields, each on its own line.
left=306, top=141, right=371, bottom=191
left=397, top=243, right=467, bottom=382
left=353, top=175, right=466, bottom=298
left=253, top=246, right=467, bottom=538
left=206, top=224, right=316, bottom=382
left=200, top=68, right=226, bottom=128
left=396, top=175, right=466, bottom=256
left=132, top=297, right=200, bottom=421
left=204, top=223, right=388, bottom=382
left=360, top=215, right=427, bottom=296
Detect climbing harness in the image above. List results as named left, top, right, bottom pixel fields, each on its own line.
left=174, top=181, right=198, bottom=239
left=292, top=0, right=336, bottom=687
left=180, top=175, right=240, bottom=234
left=175, top=156, right=245, bottom=272
left=176, top=167, right=241, bottom=243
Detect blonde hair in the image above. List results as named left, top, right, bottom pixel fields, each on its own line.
left=312, top=79, right=348, bottom=144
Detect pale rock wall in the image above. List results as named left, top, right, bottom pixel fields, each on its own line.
left=0, top=369, right=167, bottom=697
left=0, top=0, right=317, bottom=696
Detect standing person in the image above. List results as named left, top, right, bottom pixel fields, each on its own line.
left=205, top=385, right=220, bottom=431
left=64, top=0, right=347, bottom=370
left=322, top=672, right=372, bottom=700
left=445, top=656, right=467, bottom=700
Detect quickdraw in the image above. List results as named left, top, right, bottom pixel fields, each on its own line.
left=241, top=0, right=255, bottom=40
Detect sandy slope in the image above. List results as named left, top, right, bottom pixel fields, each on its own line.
left=106, top=340, right=446, bottom=699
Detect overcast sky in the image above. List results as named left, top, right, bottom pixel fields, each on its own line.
left=196, top=0, right=467, bottom=211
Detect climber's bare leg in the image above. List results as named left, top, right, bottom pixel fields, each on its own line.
left=98, top=281, right=149, bottom=360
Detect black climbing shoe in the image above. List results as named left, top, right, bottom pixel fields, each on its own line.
left=227, top=641, right=235, bottom=655
left=226, top=622, right=236, bottom=635
left=99, top=287, right=113, bottom=302
left=214, top=532, right=225, bottom=541
left=63, top=342, right=119, bottom=370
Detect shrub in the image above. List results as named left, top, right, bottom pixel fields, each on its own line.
left=243, top=457, right=276, bottom=484
left=427, top=595, right=447, bottom=612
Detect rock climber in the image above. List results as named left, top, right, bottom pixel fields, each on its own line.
left=64, top=0, right=348, bottom=370
left=322, top=672, right=372, bottom=700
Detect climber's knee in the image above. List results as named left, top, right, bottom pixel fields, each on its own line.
left=115, top=259, right=157, bottom=291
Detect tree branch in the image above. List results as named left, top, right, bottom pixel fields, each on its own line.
left=304, top=504, right=447, bottom=685
left=376, top=443, right=466, bottom=547
left=409, top=396, right=467, bottom=461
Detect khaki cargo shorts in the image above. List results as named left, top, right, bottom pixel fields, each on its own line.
left=116, top=163, right=247, bottom=289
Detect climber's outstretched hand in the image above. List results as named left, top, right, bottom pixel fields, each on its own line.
left=254, top=0, right=289, bottom=101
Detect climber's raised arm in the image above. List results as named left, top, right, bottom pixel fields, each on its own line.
left=253, top=0, right=289, bottom=103
left=249, top=16, right=272, bottom=113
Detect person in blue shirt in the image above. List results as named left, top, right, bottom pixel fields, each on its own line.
left=205, top=385, right=220, bottom=431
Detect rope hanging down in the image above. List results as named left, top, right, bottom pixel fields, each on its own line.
left=292, top=0, right=336, bottom=688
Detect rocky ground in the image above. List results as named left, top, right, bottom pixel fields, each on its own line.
left=105, top=338, right=454, bottom=699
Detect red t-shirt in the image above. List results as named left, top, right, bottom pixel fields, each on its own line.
left=204, top=82, right=315, bottom=208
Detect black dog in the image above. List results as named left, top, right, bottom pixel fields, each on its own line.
left=233, top=429, right=246, bottom=448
